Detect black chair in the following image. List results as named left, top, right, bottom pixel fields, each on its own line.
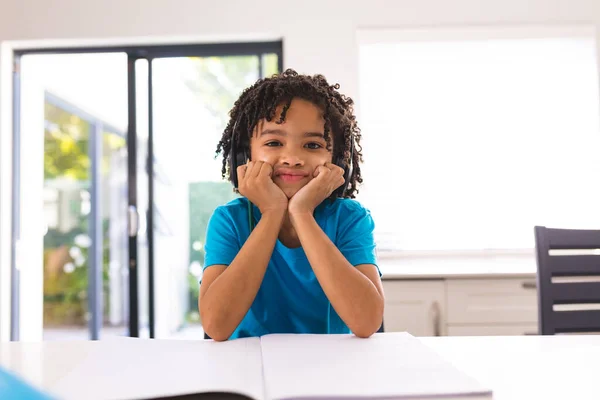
left=204, top=320, right=384, bottom=339
left=534, top=226, right=600, bottom=335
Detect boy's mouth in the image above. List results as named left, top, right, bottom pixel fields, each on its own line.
left=274, top=168, right=309, bottom=183
left=277, top=174, right=306, bottom=183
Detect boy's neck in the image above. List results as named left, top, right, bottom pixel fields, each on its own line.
left=278, top=213, right=301, bottom=249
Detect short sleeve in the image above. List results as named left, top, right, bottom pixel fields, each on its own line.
left=336, top=201, right=381, bottom=276
left=203, top=206, right=241, bottom=271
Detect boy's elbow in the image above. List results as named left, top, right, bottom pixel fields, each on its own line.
left=353, top=307, right=384, bottom=338
left=354, top=330, right=375, bottom=339
left=353, top=322, right=380, bottom=339
left=202, top=317, right=232, bottom=341
left=206, top=330, right=230, bottom=342
left=200, top=305, right=232, bottom=342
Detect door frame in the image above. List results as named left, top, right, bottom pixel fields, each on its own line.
left=2, top=38, right=283, bottom=341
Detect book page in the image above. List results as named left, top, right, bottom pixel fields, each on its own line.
left=50, top=337, right=264, bottom=400
left=260, top=332, right=491, bottom=400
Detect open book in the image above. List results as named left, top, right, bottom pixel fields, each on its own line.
left=44, top=332, right=492, bottom=400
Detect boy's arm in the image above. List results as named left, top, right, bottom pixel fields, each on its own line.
left=199, top=209, right=285, bottom=341
left=200, top=161, right=288, bottom=341
left=287, top=163, right=383, bottom=338
left=289, top=213, right=384, bottom=338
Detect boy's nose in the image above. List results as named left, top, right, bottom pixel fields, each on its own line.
left=280, top=151, right=304, bottom=166
left=282, top=158, right=303, bottom=166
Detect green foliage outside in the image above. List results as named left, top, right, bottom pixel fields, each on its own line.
left=187, top=182, right=238, bottom=322
left=43, top=219, right=111, bottom=326
left=43, top=101, right=124, bottom=326
left=42, top=110, right=136, bottom=327
left=184, top=54, right=279, bottom=129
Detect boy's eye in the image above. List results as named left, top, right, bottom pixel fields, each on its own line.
left=265, top=141, right=281, bottom=147
left=305, top=142, right=323, bottom=150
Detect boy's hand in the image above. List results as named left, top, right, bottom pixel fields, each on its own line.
left=237, top=161, right=288, bottom=214
left=288, top=163, right=345, bottom=216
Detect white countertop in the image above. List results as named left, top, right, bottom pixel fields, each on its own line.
left=378, top=255, right=537, bottom=280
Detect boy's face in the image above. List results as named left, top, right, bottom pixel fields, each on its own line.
left=250, top=98, right=333, bottom=199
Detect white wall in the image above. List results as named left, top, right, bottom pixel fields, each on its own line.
left=1, top=0, right=600, bottom=341
left=2, top=0, right=600, bottom=103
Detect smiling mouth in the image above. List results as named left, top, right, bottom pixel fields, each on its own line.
left=276, top=174, right=307, bottom=183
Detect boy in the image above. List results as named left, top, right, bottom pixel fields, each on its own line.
left=199, top=69, right=383, bottom=341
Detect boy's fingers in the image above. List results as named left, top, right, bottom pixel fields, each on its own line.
left=245, top=161, right=257, bottom=178
left=237, top=164, right=247, bottom=182
left=314, top=165, right=329, bottom=178
left=259, top=162, right=273, bottom=177
left=325, top=162, right=344, bottom=176
left=249, top=161, right=263, bottom=178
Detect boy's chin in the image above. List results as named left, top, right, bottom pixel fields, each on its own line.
left=283, top=188, right=298, bottom=199
left=278, top=184, right=304, bottom=199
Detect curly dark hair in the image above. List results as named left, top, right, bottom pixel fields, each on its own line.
left=215, top=68, right=364, bottom=198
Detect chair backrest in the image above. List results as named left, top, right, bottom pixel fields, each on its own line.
left=534, top=226, right=600, bottom=335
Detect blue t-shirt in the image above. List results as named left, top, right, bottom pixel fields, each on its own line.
left=203, top=197, right=379, bottom=339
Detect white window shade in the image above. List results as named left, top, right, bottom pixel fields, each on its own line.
left=357, top=27, right=600, bottom=252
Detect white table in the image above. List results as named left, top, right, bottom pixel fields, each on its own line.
left=420, top=335, right=600, bottom=400
left=1, top=334, right=599, bottom=400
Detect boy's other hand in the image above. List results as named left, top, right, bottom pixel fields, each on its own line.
left=237, top=161, right=288, bottom=214
left=288, top=163, right=345, bottom=216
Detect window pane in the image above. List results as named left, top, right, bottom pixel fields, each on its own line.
left=43, top=103, right=91, bottom=339
left=102, top=131, right=128, bottom=337
left=24, top=52, right=130, bottom=341
left=151, top=55, right=265, bottom=338
left=262, top=53, right=279, bottom=77
left=359, top=30, right=600, bottom=251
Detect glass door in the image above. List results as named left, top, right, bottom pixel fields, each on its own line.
left=14, top=52, right=130, bottom=341
left=10, top=42, right=282, bottom=341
